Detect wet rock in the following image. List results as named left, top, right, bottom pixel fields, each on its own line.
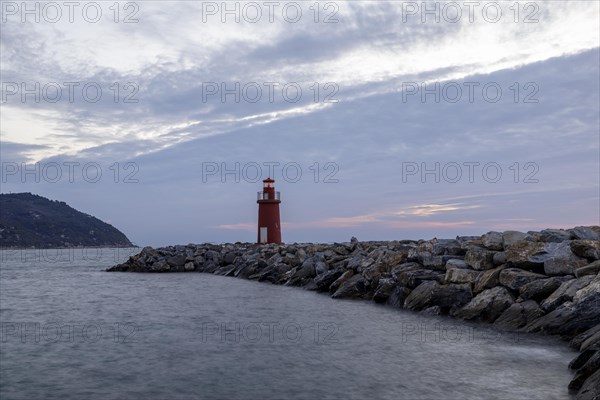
left=493, top=300, right=544, bottom=330
left=576, top=261, right=600, bottom=278
left=373, top=278, right=395, bottom=303
left=223, top=252, right=237, bottom=265
left=525, top=276, right=600, bottom=337
left=575, top=369, right=600, bottom=400
left=329, top=270, right=354, bottom=294
left=150, top=260, right=171, bottom=272
left=541, top=275, right=595, bottom=312
left=518, top=277, right=566, bottom=302
left=332, top=275, right=367, bottom=299
left=423, top=306, right=442, bottom=315
left=569, top=352, right=600, bottom=393
left=499, top=268, right=546, bottom=291
left=386, top=286, right=412, bottom=308
left=482, top=231, right=504, bottom=250
left=569, top=348, right=598, bottom=370
left=571, top=325, right=600, bottom=351
left=454, top=287, right=515, bottom=322
left=306, top=269, right=343, bottom=292
left=404, top=281, right=440, bottom=311
left=430, top=283, right=473, bottom=311
left=445, top=268, right=481, bottom=285
left=465, top=248, right=496, bottom=270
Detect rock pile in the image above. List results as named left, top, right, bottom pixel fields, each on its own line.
left=108, top=226, right=600, bottom=399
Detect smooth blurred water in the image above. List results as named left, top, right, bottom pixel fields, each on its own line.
left=0, top=248, right=576, bottom=400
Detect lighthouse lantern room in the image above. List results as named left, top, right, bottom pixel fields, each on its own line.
left=257, top=178, right=282, bottom=244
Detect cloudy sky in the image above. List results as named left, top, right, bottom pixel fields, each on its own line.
left=1, top=1, right=599, bottom=246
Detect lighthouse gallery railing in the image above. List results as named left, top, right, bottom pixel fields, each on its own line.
left=257, top=191, right=280, bottom=201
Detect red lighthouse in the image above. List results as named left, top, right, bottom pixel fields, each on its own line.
left=257, top=178, right=282, bottom=244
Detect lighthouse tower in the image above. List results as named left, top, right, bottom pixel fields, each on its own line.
left=257, top=178, right=282, bottom=244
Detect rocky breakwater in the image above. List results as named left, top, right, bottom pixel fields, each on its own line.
left=108, top=226, right=600, bottom=399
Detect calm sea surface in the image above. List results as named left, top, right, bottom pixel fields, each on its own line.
left=0, top=248, right=576, bottom=400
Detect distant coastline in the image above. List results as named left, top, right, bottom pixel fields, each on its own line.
left=0, top=193, right=134, bottom=249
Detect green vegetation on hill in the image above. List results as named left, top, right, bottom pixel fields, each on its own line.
left=0, top=192, right=133, bottom=248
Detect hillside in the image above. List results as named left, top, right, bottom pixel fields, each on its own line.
left=0, top=193, right=134, bottom=248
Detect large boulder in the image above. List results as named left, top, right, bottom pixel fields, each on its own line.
left=465, top=248, right=496, bottom=270
left=372, top=278, right=396, bottom=303
left=504, top=241, right=547, bottom=270
left=328, top=270, right=354, bottom=294
left=540, top=229, right=573, bottom=243
left=473, top=266, right=505, bottom=293
left=543, top=242, right=588, bottom=276
left=306, top=269, right=343, bottom=292
left=493, top=300, right=544, bottom=330
left=404, top=281, right=440, bottom=311
left=575, top=368, right=600, bottom=400
left=430, top=283, right=473, bottom=311
left=525, top=276, right=600, bottom=336
left=482, top=231, right=504, bottom=250
left=499, top=268, right=547, bottom=291
left=386, top=286, right=412, bottom=308
left=575, top=260, right=600, bottom=278
left=395, top=268, right=444, bottom=289
left=445, top=258, right=468, bottom=270
left=568, top=226, right=600, bottom=241
left=541, top=275, right=595, bottom=312
left=332, top=275, right=368, bottom=299
left=445, top=268, right=481, bottom=285
left=569, top=352, right=600, bottom=393
left=453, top=286, right=515, bottom=322
left=518, top=277, right=566, bottom=302
left=571, top=240, right=600, bottom=261
left=502, top=230, right=528, bottom=247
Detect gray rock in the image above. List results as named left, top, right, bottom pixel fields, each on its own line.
left=571, top=240, right=600, bottom=261
left=332, top=275, right=367, bottom=299
left=184, top=261, right=195, bottom=272
left=395, top=268, right=444, bottom=289
left=386, top=286, right=412, bottom=308
left=223, top=252, right=237, bottom=265
left=306, top=269, right=343, bottom=292
left=493, top=251, right=507, bottom=266
left=543, top=242, right=588, bottom=276
left=540, top=228, right=573, bottom=243
left=569, top=352, right=600, bottom=392
left=373, top=278, right=395, bottom=303
left=474, top=266, right=505, bottom=293
left=445, top=268, right=481, bottom=284
left=499, top=268, right=547, bottom=291
left=519, top=277, right=566, bottom=302
left=329, top=270, right=354, bottom=294
left=453, top=287, right=515, bottom=322
left=315, top=261, right=329, bottom=275
left=575, top=368, right=600, bottom=400
left=445, top=258, right=468, bottom=270
left=568, top=226, right=600, bottom=241
left=150, top=260, right=171, bottom=272
left=493, top=300, right=544, bottom=330
left=541, top=275, right=595, bottom=312
left=576, top=261, right=600, bottom=277
left=430, top=283, right=473, bottom=311
left=502, top=230, right=528, bottom=248
left=166, top=254, right=187, bottom=267
left=570, top=324, right=600, bottom=351
left=423, top=306, right=442, bottom=315
left=504, top=241, right=547, bottom=270
left=404, top=281, right=440, bottom=311
left=465, top=248, right=496, bottom=270
left=482, top=231, right=504, bottom=250
left=291, top=259, right=316, bottom=279
left=525, top=276, right=600, bottom=336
